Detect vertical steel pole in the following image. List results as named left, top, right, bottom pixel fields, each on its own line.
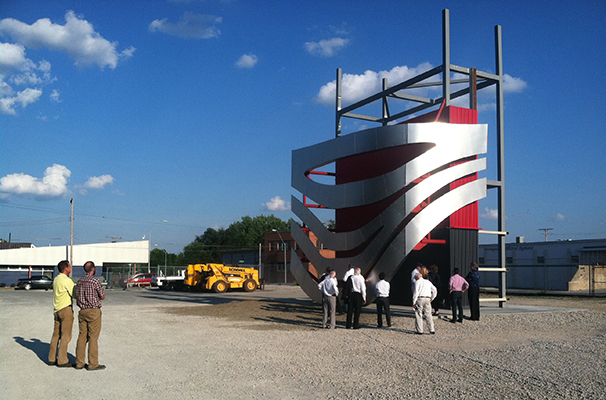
left=382, top=78, right=389, bottom=126
left=70, top=198, right=74, bottom=277
left=442, top=9, right=451, bottom=107
left=336, top=68, right=342, bottom=137
left=469, top=68, right=477, bottom=110
left=495, top=25, right=507, bottom=308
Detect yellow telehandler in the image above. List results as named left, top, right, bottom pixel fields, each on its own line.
left=184, top=263, right=259, bottom=293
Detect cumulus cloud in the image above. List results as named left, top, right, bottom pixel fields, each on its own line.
left=0, top=11, right=134, bottom=69
left=305, top=37, right=349, bottom=57
left=0, top=42, right=54, bottom=115
left=149, top=12, right=221, bottom=39
left=503, top=74, right=527, bottom=93
left=0, top=42, right=30, bottom=70
left=50, top=89, right=61, bottom=102
left=84, top=175, right=114, bottom=189
left=235, top=54, right=258, bottom=68
left=480, top=207, right=498, bottom=220
left=0, top=164, right=71, bottom=197
left=555, top=213, right=565, bottom=221
left=262, top=196, right=291, bottom=211
left=315, top=62, right=435, bottom=106
left=0, top=87, right=42, bottom=115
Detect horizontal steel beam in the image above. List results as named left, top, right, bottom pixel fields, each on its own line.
left=479, top=297, right=507, bottom=302
left=338, top=66, right=443, bottom=115
left=389, top=92, right=436, bottom=104
left=487, top=179, right=503, bottom=188
left=478, top=230, right=509, bottom=236
left=341, top=112, right=382, bottom=122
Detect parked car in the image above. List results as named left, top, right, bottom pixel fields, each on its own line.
left=16, top=275, right=53, bottom=291
left=126, top=273, right=156, bottom=288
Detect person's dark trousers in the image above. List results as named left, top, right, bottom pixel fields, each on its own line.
left=376, top=297, right=391, bottom=327
left=450, top=291, right=463, bottom=322
left=468, top=286, right=480, bottom=320
left=335, top=295, right=343, bottom=315
left=346, top=292, right=363, bottom=329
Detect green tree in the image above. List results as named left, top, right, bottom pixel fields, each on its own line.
left=185, top=214, right=290, bottom=264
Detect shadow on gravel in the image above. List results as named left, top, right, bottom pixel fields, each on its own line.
left=13, top=336, right=69, bottom=364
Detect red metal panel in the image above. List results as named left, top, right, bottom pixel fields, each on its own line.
left=447, top=107, right=479, bottom=229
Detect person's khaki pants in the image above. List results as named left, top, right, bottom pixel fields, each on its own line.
left=76, top=308, right=102, bottom=368
left=49, top=306, right=73, bottom=365
left=414, top=297, right=435, bottom=333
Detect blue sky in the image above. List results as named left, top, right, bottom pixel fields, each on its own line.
left=1, top=0, right=605, bottom=254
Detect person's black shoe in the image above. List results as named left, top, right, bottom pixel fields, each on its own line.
left=450, top=319, right=456, bottom=323
left=87, top=364, right=106, bottom=371
left=458, top=319, right=463, bottom=323
left=48, top=361, right=56, bottom=366
left=430, top=331, right=435, bottom=335
left=57, top=363, right=73, bottom=368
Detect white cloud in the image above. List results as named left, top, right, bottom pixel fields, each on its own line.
left=314, top=62, right=435, bottom=106
left=0, top=43, right=55, bottom=115
left=305, top=37, right=349, bottom=57
left=262, top=196, right=291, bottom=211
left=50, top=89, right=61, bottom=102
left=556, top=213, right=565, bottom=221
left=0, top=11, right=134, bottom=69
left=0, top=42, right=29, bottom=70
left=0, top=87, right=42, bottom=115
left=149, top=12, right=221, bottom=39
left=84, top=175, right=114, bottom=189
left=480, top=207, right=499, bottom=220
left=235, top=54, right=258, bottom=68
left=503, top=74, right=527, bottom=93
left=0, top=164, right=71, bottom=197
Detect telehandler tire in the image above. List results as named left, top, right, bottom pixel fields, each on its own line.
left=243, top=279, right=257, bottom=292
left=212, top=280, right=228, bottom=293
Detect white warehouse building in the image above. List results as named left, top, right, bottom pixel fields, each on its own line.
left=0, top=240, right=150, bottom=287
left=480, top=238, right=606, bottom=292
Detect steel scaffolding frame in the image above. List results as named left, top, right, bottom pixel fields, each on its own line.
left=334, top=9, right=507, bottom=307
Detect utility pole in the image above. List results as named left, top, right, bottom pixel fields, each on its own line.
left=70, top=198, right=74, bottom=277
left=539, top=228, right=553, bottom=242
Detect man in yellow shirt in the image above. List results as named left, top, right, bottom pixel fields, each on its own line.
left=49, top=260, right=75, bottom=367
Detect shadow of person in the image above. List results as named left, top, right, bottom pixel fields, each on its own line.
left=13, top=336, right=75, bottom=365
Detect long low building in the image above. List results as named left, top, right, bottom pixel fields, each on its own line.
left=0, top=240, right=150, bottom=287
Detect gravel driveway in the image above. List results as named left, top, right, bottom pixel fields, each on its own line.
left=1, top=285, right=604, bottom=399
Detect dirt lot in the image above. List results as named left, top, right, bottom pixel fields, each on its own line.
left=1, top=286, right=605, bottom=399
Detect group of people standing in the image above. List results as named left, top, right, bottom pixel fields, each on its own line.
left=318, top=264, right=368, bottom=330
left=48, top=260, right=106, bottom=370
left=319, top=262, right=480, bottom=333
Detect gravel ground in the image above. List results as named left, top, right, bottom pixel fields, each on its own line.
left=1, top=286, right=604, bottom=399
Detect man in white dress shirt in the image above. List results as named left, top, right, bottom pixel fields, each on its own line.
left=318, top=271, right=339, bottom=329
left=346, top=268, right=366, bottom=329
left=412, top=269, right=437, bottom=334
left=341, top=264, right=355, bottom=313
left=375, top=272, right=391, bottom=328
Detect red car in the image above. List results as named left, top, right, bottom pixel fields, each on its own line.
left=126, top=273, right=156, bottom=288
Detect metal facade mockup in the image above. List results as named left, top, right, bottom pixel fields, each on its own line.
left=290, top=9, right=507, bottom=306
left=291, top=123, right=487, bottom=304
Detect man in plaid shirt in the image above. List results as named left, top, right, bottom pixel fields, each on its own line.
left=75, top=261, right=106, bottom=371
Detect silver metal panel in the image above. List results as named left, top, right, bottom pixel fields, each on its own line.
left=291, top=121, right=488, bottom=303
left=292, top=123, right=487, bottom=210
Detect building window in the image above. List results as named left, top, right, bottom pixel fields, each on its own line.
left=506, top=256, right=513, bottom=264
left=537, top=256, right=545, bottom=264
left=479, top=257, right=485, bottom=265
left=571, top=255, right=579, bottom=264
left=268, top=242, right=272, bottom=251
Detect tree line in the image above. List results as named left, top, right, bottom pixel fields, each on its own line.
left=150, top=214, right=290, bottom=267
